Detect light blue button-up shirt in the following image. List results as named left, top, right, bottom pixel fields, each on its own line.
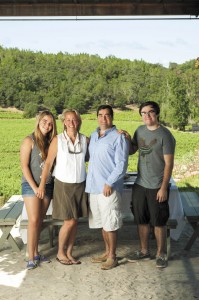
left=85, top=126, right=129, bottom=194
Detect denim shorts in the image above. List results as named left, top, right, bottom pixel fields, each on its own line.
left=22, top=181, right=54, bottom=201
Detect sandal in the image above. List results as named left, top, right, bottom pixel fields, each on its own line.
left=101, top=258, right=118, bottom=270
left=56, top=257, right=72, bottom=265
left=70, top=258, right=81, bottom=265
left=91, top=254, right=108, bottom=263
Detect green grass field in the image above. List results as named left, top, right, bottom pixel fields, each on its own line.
left=0, top=112, right=198, bottom=205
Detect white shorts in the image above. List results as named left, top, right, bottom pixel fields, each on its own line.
left=88, top=190, right=123, bottom=231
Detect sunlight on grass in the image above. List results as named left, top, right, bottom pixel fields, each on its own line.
left=177, top=175, right=199, bottom=194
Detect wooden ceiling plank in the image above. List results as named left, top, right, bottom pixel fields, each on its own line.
left=0, top=2, right=198, bottom=17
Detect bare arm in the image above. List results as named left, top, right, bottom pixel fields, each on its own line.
left=156, top=154, right=174, bottom=202
left=20, top=136, right=38, bottom=194
left=37, top=136, right=58, bottom=199
left=129, top=141, right=138, bottom=155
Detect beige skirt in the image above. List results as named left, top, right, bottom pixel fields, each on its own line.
left=52, top=178, right=88, bottom=220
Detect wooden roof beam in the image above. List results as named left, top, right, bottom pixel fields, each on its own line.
left=0, top=2, right=198, bottom=17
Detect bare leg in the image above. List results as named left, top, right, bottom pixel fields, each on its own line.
left=24, top=196, right=41, bottom=261
left=154, top=226, right=166, bottom=256
left=101, top=230, right=118, bottom=270
left=105, top=230, right=117, bottom=259
left=102, top=229, right=110, bottom=256
left=35, top=197, right=51, bottom=256
left=66, top=220, right=79, bottom=262
left=57, top=219, right=76, bottom=262
left=138, top=224, right=150, bottom=254
left=40, top=197, right=51, bottom=223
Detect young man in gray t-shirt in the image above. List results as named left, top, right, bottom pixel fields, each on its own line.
left=128, top=101, right=176, bottom=268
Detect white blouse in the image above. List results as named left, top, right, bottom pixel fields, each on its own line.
left=53, top=131, right=87, bottom=183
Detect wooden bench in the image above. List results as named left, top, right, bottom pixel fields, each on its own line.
left=123, top=216, right=177, bottom=260
left=20, top=217, right=88, bottom=249
left=21, top=215, right=177, bottom=259
left=0, top=195, right=23, bottom=252
left=180, top=191, right=199, bottom=250
left=1, top=194, right=177, bottom=260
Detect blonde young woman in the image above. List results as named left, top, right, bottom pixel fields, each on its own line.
left=38, top=109, right=89, bottom=265
left=20, top=110, right=57, bottom=270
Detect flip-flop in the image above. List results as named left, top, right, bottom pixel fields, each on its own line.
left=70, top=259, right=81, bottom=265
left=56, top=257, right=72, bottom=265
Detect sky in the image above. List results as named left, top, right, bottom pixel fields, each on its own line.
left=0, top=16, right=199, bottom=67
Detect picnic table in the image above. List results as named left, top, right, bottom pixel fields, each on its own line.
left=0, top=195, right=23, bottom=252
left=181, top=191, right=199, bottom=250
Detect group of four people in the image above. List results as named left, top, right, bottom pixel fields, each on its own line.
left=20, top=101, right=175, bottom=271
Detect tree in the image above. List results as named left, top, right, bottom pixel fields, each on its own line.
left=0, top=46, right=198, bottom=128
left=23, top=102, right=39, bottom=118
left=162, top=73, right=190, bottom=130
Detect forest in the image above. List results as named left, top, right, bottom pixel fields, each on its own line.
left=0, top=46, right=199, bottom=130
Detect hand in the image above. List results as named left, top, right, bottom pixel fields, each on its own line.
left=117, top=129, right=131, bottom=141
left=36, top=186, right=45, bottom=200
left=103, top=184, right=113, bottom=197
left=156, top=188, right=168, bottom=202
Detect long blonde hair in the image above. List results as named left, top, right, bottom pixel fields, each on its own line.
left=34, top=110, right=57, bottom=160
left=60, top=109, right=82, bottom=132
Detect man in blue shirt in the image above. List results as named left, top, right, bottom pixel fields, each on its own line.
left=86, top=104, right=129, bottom=270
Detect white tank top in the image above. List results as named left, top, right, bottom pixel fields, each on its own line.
left=53, top=131, right=87, bottom=183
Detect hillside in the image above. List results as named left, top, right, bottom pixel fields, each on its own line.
left=0, top=46, right=199, bottom=129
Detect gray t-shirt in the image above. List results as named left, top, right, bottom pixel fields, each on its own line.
left=132, top=125, right=176, bottom=189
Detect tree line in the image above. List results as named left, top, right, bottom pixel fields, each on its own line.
left=0, top=46, right=198, bottom=130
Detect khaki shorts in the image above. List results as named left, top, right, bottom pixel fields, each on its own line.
left=88, top=190, right=123, bottom=231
